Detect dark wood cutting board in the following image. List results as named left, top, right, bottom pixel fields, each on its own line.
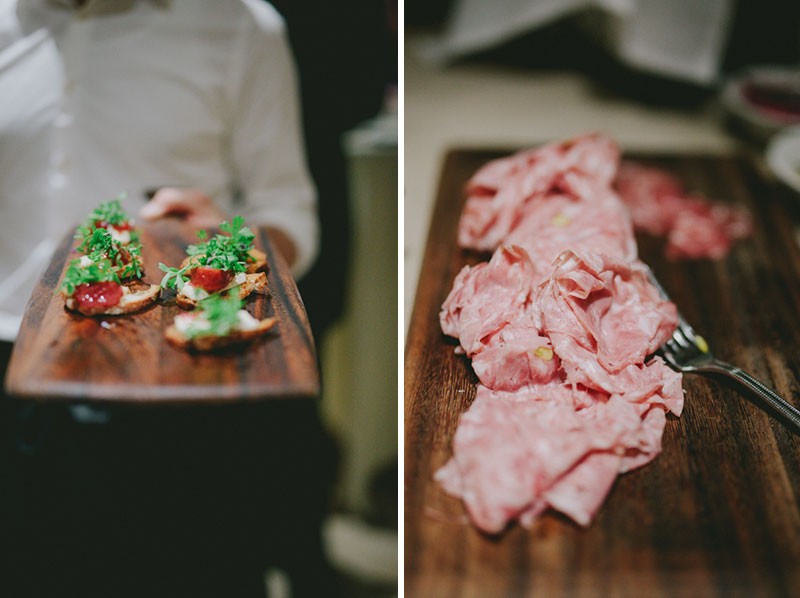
left=5, top=219, right=318, bottom=404
left=405, top=149, right=800, bottom=597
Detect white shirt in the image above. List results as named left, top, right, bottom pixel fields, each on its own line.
left=0, top=0, right=318, bottom=340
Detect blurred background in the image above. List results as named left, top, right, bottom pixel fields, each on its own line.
left=405, top=0, right=800, bottom=331
left=270, top=1, right=397, bottom=596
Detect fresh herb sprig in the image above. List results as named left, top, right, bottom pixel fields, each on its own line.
left=84, top=195, right=130, bottom=227
left=187, top=216, right=255, bottom=271
left=158, top=216, right=255, bottom=291
left=183, top=294, right=244, bottom=339
left=75, top=227, right=143, bottom=280
left=159, top=261, right=191, bottom=291
left=60, top=258, right=120, bottom=296
left=118, top=243, right=143, bottom=279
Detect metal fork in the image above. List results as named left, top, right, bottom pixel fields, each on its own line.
left=647, top=268, right=800, bottom=433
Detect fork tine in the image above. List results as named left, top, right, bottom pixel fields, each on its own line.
left=678, top=321, right=697, bottom=341
left=646, top=268, right=800, bottom=433
left=646, top=265, right=708, bottom=361
left=671, top=327, right=695, bottom=351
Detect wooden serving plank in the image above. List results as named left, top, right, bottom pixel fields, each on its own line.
left=405, top=149, right=800, bottom=597
left=5, top=219, right=319, bottom=404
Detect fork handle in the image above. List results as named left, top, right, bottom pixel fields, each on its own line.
left=702, top=360, right=800, bottom=432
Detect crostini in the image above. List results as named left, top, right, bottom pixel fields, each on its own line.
left=159, top=216, right=268, bottom=309
left=164, top=294, right=276, bottom=351
left=77, top=195, right=138, bottom=245
left=60, top=258, right=159, bottom=316
left=74, top=226, right=144, bottom=280
left=60, top=197, right=158, bottom=316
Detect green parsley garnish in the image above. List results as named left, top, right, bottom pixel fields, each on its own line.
left=84, top=195, right=131, bottom=227
left=74, top=226, right=143, bottom=280
left=60, top=258, right=120, bottom=296
left=159, top=261, right=190, bottom=292
left=188, top=216, right=255, bottom=271
left=159, top=216, right=255, bottom=291
left=183, top=294, right=244, bottom=339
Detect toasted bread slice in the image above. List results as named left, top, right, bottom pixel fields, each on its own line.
left=175, top=271, right=267, bottom=310
left=165, top=316, right=277, bottom=351
left=64, top=282, right=160, bottom=316
left=246, top=248, right=267, bottom=273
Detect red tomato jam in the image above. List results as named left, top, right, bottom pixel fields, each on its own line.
left=73, top=281, right=123, bottom=314
left=95, top=219, right=133, bottom=232
left=190, top=266, right=233, bottom=293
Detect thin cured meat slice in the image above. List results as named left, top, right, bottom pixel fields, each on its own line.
left=465, top=133, right=620, bottom=200
left=440, top=245, right=536, bottom=357
left=614, top=160, right=752, bottom=259
left=534, top=251, right=678, bottom=376
left=504, top=184, right=638, bottom=277
left=471, top=320, right=559, bottom=391
left=459, top=134, right=621, bottom=251
left=536, top=452, right=622, bottom=527
left=436, top=134, right=699, bottom=531
left=666, top=199, right=752, bottom=259
left=435, top=386, right=671, bottom=533
left=614, top=161, right=685, bottom=236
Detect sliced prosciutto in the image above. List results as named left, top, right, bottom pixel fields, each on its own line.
left=534, top=251, right=678, bottom=385
left=440, top=245, right=537, bottom=357
left=458, top=134, right=621, bottom=252
left=614, top=160, right=752, bottom=259
left=435, top=386, right=675, bottom=532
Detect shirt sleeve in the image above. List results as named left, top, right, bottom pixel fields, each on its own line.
left=227, top=0, right=319, bottom=279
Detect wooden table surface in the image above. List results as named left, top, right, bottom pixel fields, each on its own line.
left=5, top=219, right=318, bottom=404
left=404, top=149, right=800, bottom=597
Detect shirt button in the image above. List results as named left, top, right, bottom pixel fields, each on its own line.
left=64, top=79, right=76, bottom=95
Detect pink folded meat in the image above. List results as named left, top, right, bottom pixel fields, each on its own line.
left=470, top=321, right=559, bottom=392
left=458, top=134, right=621, bottom=252
left=534, top=251, right=679, bottom=391
left=504, top=182, right=638, bottom=272
left=440, top=245, right=538, bottom=357
left=435, top=386, right=675, bottom=532
left=614, top=160, right=752, bottom=259
left=436, top=247, right=684, bottom=532
left=436, top=133, right=697, bottom=533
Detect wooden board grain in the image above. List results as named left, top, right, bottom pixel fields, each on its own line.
left=5, top=219, right=318, bottom=404
left=405, top=149, right=800, bottom=597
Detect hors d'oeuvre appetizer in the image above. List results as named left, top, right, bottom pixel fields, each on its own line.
left=159, top=216, right=267, bottom=310
left=60, top=258, right=159, bottom=316
left=74, top=225, right=144, bottom=280
left=77, top=196, right=138, bottom=245
left=60, top=197, right=159, bottom=316
left=165, top=294, right=276, bottom=351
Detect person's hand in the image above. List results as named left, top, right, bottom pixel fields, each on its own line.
left=139, top=187, right=227, bottom=229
